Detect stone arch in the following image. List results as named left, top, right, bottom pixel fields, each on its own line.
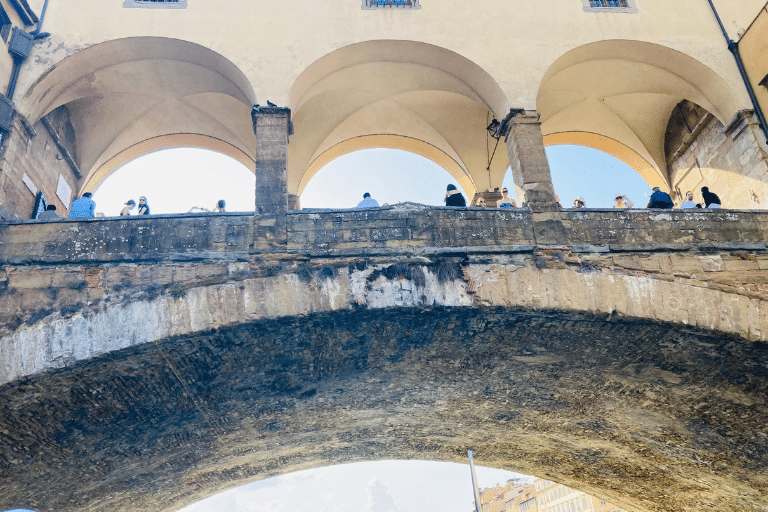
left=543, top=132, right=665, bottom=189
left=286, top=40, right=512, bottom=199
left=1, top=265, right=766, bottom=512
left=664, top=99, right=768, bottom=208
left=297, top=135, right=475, bottom=198
left=81, top=134, right=256, bottom=194
left=18, top=37, right=257, bottom=194
left=537, top=40, right=742, bottom=189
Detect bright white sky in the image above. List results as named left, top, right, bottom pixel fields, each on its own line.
left=178, top=460, right=527, bottom=512
left=91, top=146, right=649, bottom=512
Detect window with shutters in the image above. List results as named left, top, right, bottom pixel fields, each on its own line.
left=362, top=0, right=420, bottom=9
left=123, top=0, right=187, bottom=9
left=582, top=0, right=636, bottom=12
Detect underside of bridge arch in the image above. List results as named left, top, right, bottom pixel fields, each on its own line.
left=18, top=37, right=257, bottom=195
left=1, top=307, right=766, bottom=512
left=287, top=40, right=512, bottom=199
left=537, top=40, right=743, bottom=191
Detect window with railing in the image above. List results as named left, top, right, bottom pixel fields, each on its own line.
left=582, top=0, right=636, bottom=12
left=123, top=0, right=187, bottom=9
left=362, top=0, right=420, bottom=9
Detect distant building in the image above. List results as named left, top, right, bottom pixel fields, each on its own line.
left=476, top=478, right=626, bottom=512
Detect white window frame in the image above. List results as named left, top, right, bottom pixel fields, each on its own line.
left=581, top=0, right=637, bottom=13
left=362, top=0, right=420, bottom=9
left=123, top=0, right=187, bottom=9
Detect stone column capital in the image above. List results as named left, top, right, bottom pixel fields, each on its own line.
left=251, top=105, right=293, bottom=138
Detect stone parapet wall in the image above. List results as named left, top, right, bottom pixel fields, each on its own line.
left=2, top=205, right=767, bottom=263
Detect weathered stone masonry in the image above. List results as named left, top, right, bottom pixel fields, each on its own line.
left=1, top=207, right=768, bottom=512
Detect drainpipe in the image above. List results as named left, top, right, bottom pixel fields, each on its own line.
left=706, top=0, right=768, bottom=143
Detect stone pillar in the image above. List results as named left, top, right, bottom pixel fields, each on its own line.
left=471, top=189, right=502, bottom=207
left=505, top=111, right=558, bottom=211
left=252, top=106, right=291, bottom=248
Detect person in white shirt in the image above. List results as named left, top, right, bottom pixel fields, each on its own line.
left=356, top=192, right=379, bottom=208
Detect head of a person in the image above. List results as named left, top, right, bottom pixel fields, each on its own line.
left=615, top=195, right=624, bottom=202
left=447, top=184, right=457, bottom=192
left=125, top=199, right=135, bottom=207
left=652, top=187, right=660, bottom=192
left=502, top=188, right=509, bottom=196
left=82, top=192, right=92, bottom=198
left=363, top=192, right=371, bottom=199
left=686, top=191, right=693, bottom=200
left=217, top=199, right=226, bottom=209
left=574, top=197, right=585, bottom=207
left=46, top=204, right=56, bottom=211
left=701, top=186, right=709, bottom=194
left=139, top=196, right=147, bottom=204
left=476, top=197, right=486, bottom=207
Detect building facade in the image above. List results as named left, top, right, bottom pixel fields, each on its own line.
left=0, top=0, right=766, bottom=216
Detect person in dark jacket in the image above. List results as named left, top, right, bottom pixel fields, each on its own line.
left=647, top=187, right=674, bottom=209
left=444, top=184, right=466, bottom=206
left=701, top=187, right=722, bottom=208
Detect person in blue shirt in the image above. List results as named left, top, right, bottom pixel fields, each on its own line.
left=496, top=187, right=517, bottom=208
left=356, top=192, right=379, bottom=208
left=137, top=196, right=150, bottom=215
left=679, top=191, right=701, bottom=209
left=68, top=192, right=96, bottom=218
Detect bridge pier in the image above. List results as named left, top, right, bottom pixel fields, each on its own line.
left=252, top=106, right=292, bottom=248
left=505, top=111, right=558, bottom=211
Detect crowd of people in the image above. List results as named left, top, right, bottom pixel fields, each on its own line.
left=34, top=194, right=228, bottom=220
left=36, top=185, right=725, bottom=220
left=378, top=184, right=722, bottom=210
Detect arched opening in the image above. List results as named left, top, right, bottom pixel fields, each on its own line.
left=18, top=37, right=257, bottom=195
left=300, top=148, right=470, bottom=209
left=537, top=40, right=742, bottom=190
left=287, top=40, right=512, bottom=201
left=91, top=148, right=255, bottom=215
left=664, top=99, right=768, bottom=209
left=177, top=461, right=530, bottom=512
left=498, top=145, right=652, bottom=209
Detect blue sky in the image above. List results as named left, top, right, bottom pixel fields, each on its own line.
left=92, top=145, right=652, bottom=215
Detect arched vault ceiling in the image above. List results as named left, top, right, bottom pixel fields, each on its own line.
left=288, top=40, right=509, bottom=118
left=19, top=37, right=257, bottom=190
left=72, top=93, right=254, bottom=186
left=22, top=37, right=256, bottom=123
left=290, top=90, right=509, bottom=196
left=538, top=51, right=739, bottom=182
left=296, top=62, right=489, bottom=113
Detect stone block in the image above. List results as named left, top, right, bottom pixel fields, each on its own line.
left=52, top=267, right=85, bottom=288
left=8, top=268, right=54, bottom=289
left=700, top=255, right=725, bottom=272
